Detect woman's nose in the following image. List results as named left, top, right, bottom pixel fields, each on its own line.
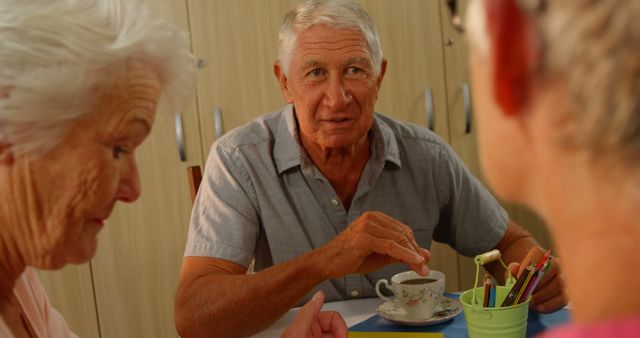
left=115, top=159, right=141, bottom=203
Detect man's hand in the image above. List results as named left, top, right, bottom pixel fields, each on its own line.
left=282, top=291, right=347, bottom=338
left=507, top=257, right=566, bottom=313
left=312, top=211, right=430, bottom=279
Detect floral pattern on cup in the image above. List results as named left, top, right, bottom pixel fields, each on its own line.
left=401, top=287, right=442, bottom=308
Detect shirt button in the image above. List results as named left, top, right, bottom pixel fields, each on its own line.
left=351, top=290, right=360, bottom=297
left=331, top=198, right=340, bottom=206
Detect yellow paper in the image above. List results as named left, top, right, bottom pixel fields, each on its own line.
left=348, top=332, right=443, bottom=338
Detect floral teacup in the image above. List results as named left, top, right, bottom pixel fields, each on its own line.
left=375, top=270, right=446, bottom=320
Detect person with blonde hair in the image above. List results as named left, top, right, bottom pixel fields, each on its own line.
left=0, top=1, right=343, bottom=336
left=460, top=0, right=640, bottom=336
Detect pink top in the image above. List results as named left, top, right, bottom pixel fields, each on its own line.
left=539, top=314, right=640, bottom=338
left=0, top=268, right=77, bottom=338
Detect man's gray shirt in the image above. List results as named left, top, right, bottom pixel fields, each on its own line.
left=185, top=105, right=508, bottom=303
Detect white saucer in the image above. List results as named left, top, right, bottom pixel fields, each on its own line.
left=376, top=296, right=462, bottom=326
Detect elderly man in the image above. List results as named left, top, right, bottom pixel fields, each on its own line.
left=175, top=0, right=566, bottom=337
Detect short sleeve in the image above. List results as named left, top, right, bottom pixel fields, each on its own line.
left=183, top=141, right=260, bottom=267
left=432, top=142, right=508, bottom=256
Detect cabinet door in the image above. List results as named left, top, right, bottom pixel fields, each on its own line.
left=37, top=266, right=100, bottom=338
left=89, top=0, right=204, bottom=337
left=187, top=0, right=300, bottom=154
left=438, top=0, right=551, bottom=291
left=358, top=0, right=460, bottom=291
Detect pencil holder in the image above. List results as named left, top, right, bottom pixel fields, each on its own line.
left=460, top=250, right=530, bottom=338
left=461, top=286, right=529, bottom=338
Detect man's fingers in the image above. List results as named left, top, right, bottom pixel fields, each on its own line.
left=419, top=248, right=431, bottom=263
left=507, top=262, right=520, bottom=279
left=367, top=212, right=422, bottom=252
left=349, top=224, right=423, bottom=265
left=342, top=211, right=430, bottom=276
left=356, top=221, right=421, bottom=256
left=367, top=235, right=425, bottom=265
left=531, top=292, right=566, bottom=313
left=531, top=273, right=564, bottom=304
left=361, top=213, right=428, bottom=272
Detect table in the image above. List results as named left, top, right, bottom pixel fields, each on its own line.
left=251, top=296, right=570, bottom=338
left=251, top=298, right=381, bottom=338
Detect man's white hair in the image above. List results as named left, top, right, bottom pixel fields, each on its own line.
left=0, top=0, right=195, bottom=157
left=467, top=0, right=640, bottom=166
left=277, top=0, right=383, bottom=75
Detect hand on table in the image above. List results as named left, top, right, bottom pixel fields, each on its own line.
left=508, top=257, right=567, bottom=313
left=313, top=211, right=431, bottom=279
left=282, top=291, right=347, bottom=338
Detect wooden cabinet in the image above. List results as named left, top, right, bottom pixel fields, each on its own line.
left=37, top=1, right=552, bottom=337
left=357, top=0, right=461, bottom=291
left=187, top=0, right=300, bottom=152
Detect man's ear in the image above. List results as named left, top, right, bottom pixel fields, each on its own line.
left=274, top=62, right=294, bottom=104
left=485, top=0, right=539, bottom=116
left=0, top=142, right=15, bottom=166
left=376, top=59, right=388, bottom=89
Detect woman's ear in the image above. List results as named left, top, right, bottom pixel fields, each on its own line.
left=0, top=142, right=15, bottom=165
left=485, top=0, right=539, bottom=116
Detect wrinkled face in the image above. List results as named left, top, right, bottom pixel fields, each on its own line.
left=279, top=25, right=385, bottom=151
left=13, top=62, right=160, bottom=268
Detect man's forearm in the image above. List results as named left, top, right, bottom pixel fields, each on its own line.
left=486, top=219, right=541, bottom=283
left=175, top=252, right=326, bottom=338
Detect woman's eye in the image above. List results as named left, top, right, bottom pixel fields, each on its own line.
left=113, top=146, right=130, bottom=159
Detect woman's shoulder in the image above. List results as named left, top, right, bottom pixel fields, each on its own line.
left=14, top=268, right=78, bottom=338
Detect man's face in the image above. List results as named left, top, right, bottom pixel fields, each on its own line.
left=276, top=24, right=385, bottom=151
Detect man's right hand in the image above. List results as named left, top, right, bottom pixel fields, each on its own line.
left=176, top=211, right=430, bottom=337
left=312, top=211, right=431, bottom=279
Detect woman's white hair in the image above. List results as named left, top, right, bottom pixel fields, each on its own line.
left=277, top=0, right=383, bottom=75
left=468, top=0, right=640, bottom=166
left=0, top=0, right=195, bottom=158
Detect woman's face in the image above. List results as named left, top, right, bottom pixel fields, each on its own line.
left=13, top=62, right=160, bottom=269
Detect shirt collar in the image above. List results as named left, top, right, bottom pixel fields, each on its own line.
left=372, top=114, right=402, bottom=168
left=274, top=105, right=302, bottom=174
left=273, top=105, right=402, bottom=174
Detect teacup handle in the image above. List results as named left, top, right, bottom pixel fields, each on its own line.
left=375, top=279, right=395, bottom=303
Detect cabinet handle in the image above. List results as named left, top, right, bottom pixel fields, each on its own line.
left=461, top=83, right=472, bottom=134
left=213, top=106, right=224, bottom=139
left=424, top=87, right=435, bottom=131
left=175, top=112, right=186, bottom=162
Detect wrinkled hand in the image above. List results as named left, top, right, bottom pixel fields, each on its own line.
left=314, top=211, right=430, bottom=279
left=282, top=291, right=347, bottom=338
left=507, top=257, right=567, bottom=313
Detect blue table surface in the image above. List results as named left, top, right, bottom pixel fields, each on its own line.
left=349, top=293, right=571, bottom=337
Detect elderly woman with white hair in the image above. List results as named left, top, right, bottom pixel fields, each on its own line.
left=458, top=0, right=640, bottom=336
left=0, top=1, right=346, bottom=337
left=0, top=0, right=193, bottom=336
